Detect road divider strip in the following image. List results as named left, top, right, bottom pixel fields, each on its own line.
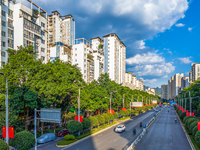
left=127, top=106, right=165, bottom=150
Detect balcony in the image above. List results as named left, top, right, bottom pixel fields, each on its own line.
left=8, top=14, right=13, bottom=19
left=8, top=24, right=14, bottom=29
left=8, top=43, right=13, bottom=48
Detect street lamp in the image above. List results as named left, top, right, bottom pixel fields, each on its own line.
left=78, top=86, right=85, bottom=122
left=0, top=72, right=9, bottom=144
left=105, top=91, right=117, bottom=111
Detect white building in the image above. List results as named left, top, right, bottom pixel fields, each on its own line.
left=48, top=11, right=75, bottom=63
left=0, top=0, right=48, bottom=67
left=174, top=73, right=184, bottom=96
left=136, top=79, right=143, bottom=91
left=146, top=87, right=155, bottom=96
left=124, top=72, right=136, bottom=90
left=181, top=76, right=190, bottom=90
left=189, top=63, right=200, bottom=83
left=72, top=38, right=94, bottom=83
left=91, top=37, right=104, bottom=80
left=103, top=33, right=126, bottom=85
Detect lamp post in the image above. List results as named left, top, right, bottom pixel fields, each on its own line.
left=0, top=72, right=9, bottom=144
left=78, top=86, right=85, bottom=122
left=105, top=91, right=117, bottom=112
left=122, top=93, right=128, bottom=108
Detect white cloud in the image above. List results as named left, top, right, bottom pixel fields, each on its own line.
left=178, top=57, right=192, bottom=64
left=175, top=23, right=185, bottom=27
left=140, top=78, right=158, bottom=84
left=188, top=27, right=193, bottom=31
left=126, top=52, right=164, bottom=65
left=164, top=48, right=172, bottom=55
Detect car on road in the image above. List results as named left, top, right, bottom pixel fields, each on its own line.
left=155, top=109, right=158, bottom=112
left=115, top=125, right=126, bottom=133
left=37, top=133, right=56, bottom=144
left=57, top=129, right=69, bottom=137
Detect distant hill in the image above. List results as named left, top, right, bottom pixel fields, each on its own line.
left=154, top=87, right=161, bottom=96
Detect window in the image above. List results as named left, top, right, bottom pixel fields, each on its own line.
left=84, top=53, right=86, bottom=57
left=2, top=21, right=6, bottom=27
left=41, top=39, right=45, bottom=44
left=41, top=48, right=45, bottom=52
left=41, top=22, right=45, bottom=27
left=41, top=30, right=44, bottom=36
left=84, top=59, right=86, bottom=62
left=84, top=48, right=86, bottom=51
left=8, top=29, right=13, bottom=38
left=41, top=56, right=45, bottom=61
left=1, top=31, right=6, bottom=37
left=75, top=48, right=77, bottom=51
left=2, top=10, right=6, bottom=16
left=84, top=70, right=86, bottom=73
left=1, top=51, right=5, bottom=57
left=75, top=59, right=77, bottom=62
left=75, top=54, right=77, bottom=56
left=2, top=41, right=5, bottom=47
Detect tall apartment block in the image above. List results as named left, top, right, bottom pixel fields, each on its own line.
left=48, top=11, right=75, bottom=63
left=189, top=63, right=200, bottom=83
left=174, top=73, right=184, bottom=96
left=136, top=79, right=144, bottom=91
left=181, top=77, right=189, bottom=90
left=0, top=0, right=48, bottom=67
left=72, top=38, right=94, bottom=83
left=91, top=37, right=104, bottom=80
left=103, top=33, right=126, bottom=85
left=125, top=72, right=136, bottom=90
left=161, top=84, right=168, bottom=100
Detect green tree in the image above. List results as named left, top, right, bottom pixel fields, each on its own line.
left=95, top=115, right=105, bottom=127
left=67, top=120, right=83, bottom=133
left=0, top=139, right=9, bottom=150
left=88, top=116, right=98, bottom=130
left=195, top=130, right=200, bottom=145
left=82, top=118, right=91, bottom=133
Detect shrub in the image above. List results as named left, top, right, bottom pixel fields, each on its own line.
left=183, top=116, right=195, bottom=123
left=64, top=134, right=75, bottom=140
left=192, top=126, right=198, bottom=136
left=95, top=115, right=105, bottom=125
left=102, top=114, right=109, bottom=123
left=0, top=139, right=9, bottom=150
left=186, top=118, right=198, bottom=128
left=66, top=112, right=75, bottom=120
left=107, top=113, right=114, bottom=121
left=113, top=112, right=118, bottom=119
left=180, top=112, right=186, bottom=119
left=67, top=120, right=83, bottom=133
left=88, top=116, right=98, bottom=127
left=119, top=110, right=126, bottom=117
left=9, top=130, right=35, bottom=150
left=82, top=118, right=91, bottom=130
left=195, top=130, right=200, bottom=145
left=189, top=121, right=198, bottom=133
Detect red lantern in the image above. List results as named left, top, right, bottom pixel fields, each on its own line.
left=2, top=127, right=14, bottom=138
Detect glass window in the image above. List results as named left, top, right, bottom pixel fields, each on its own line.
left=2, top=41, right=5, bottom=47
left=2, top=21, right=6, bottom=27
left=41, top=22, right=45, bottom=27
left=1, top=51, right=5, bottom=57
left=84, top=48, right=86, bottom=51
left=2, top=10, right=6, bottom=16
left=1, top=31, right=6, bottom=37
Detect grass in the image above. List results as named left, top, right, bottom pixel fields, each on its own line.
left=57, top=121, right=118, bottom=146
left=118, top=116, right=130, bottom=121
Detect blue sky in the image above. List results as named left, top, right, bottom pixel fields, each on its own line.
left=19, top=0, right=199, bottom=88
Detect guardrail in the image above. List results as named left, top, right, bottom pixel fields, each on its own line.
left=127, top=106, right=165, bottom=150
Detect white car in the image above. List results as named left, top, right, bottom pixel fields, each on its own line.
left=115, top=125, right=126, bottom=133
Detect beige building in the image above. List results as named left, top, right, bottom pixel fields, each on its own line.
left=145, top=88, right=155, bottom=95
left=161, top=84, right=168, bottom=100
left=136, top=79, right=143, bottom=91
left=125, top=72, right=136, bottom=90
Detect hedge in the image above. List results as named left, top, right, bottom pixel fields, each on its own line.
left=64, top=135, right=75, bottom=140
left=192, top=126, right=198, bottom=136
left=107, top=113, right=114, bottom=121
left=95, top=115, right=105, bottom=125
left=189, top=121, right=198, bottom=133
left=195, top=130, right=200, bottom=145
left=113, top=112, right=118, bottom=119
left=67, top=120, right=83, bottom=133
left=9, top=131, right=35, bottom=150
left=183, top=116, right=195, bottom=124
left=180, top=112, right=186, bottom=119
left=186, top=118, right=198, bottom=128
left=88, top=116, right=98, bottom=127
left=101, top=114, right=109, bottom=123
left=0, top=139, right=9, bottom=150
left=82, top=118, right=91, bottom=130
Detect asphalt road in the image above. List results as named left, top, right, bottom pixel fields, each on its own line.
left=134, top=106, right=192, bottom=150
left=32, top=108, right=158, bottom=150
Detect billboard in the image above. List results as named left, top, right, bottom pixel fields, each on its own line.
left=130, top=102, right=143, bottom=107
left=40, top=108, right=61, bottom=123
left=152, top=100, right=157, bottom=104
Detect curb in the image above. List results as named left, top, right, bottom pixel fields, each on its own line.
left=56, top=109, right=154, bottom=148
left=174, top=108, right=196, bottom=150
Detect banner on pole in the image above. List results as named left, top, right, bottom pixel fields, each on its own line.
left=3, top=127, right=14, bottom=138
left=75, top=116, right=83, bottom=122
left=131, top=102, right=143, bottom=107
left=108, top=110, right=114, bottom=114
left=122, top=108, right=126, bottom=111
left=198, top=122, right=200, bottom=130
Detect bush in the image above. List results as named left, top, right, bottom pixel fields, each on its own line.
left=95, top=115, right=105, bottom=125
left=113, top=112, right=118, bottom=119
left=101, top=114, right=109, bottom=123
left=192, top=126, right=198, bottom=136
left=180, top=112, right=186, bottom=119
left=183, top=116, right=195, bottom=123
left=82, top=118, right=91, bottom=130
left=9, top=130, right=35, bottom=150
left=0, top=139, right=9, bottom=150
left=88, top=116, right=98, bottom=127
left=195, top=130, right=200, bottom=145
left=67, top=120, right=83, bottom=133
left=64, top=134, right=75, bottom=140
left=186, top=118, right=198, bottom=128
left=119, top=110, right=126, bottom=117
left=107, top=113, right=114, bottom=121
left=66, top=112, right=75, bottom=120
left=189, top=121, right=198, bottom=133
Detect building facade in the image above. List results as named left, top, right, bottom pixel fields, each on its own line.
left=125, top=72, right=136, bottom=90
left=161, top=84, right=168, bottom=100
left=103, top=33, right=126, bottom=85
left=0, top=0, right=48, bottom=67
left=181, top=76, right=189, bottom=90
left=189, top=63, right=200, bottom=83
left=145, top=88, right=155, bottom=95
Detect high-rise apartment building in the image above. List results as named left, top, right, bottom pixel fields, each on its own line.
left=189, top=63, right=200, bottom=82
left=174, top=73, right=184, bottom=96
left=181, top=76, right=189, bottom=90
left=103, top=33, right=126, bottom=85
left=168, top=79, right=171, bottom=100
left=161, top=84, right=168, bottom=100
left=136, top=79, right=143, bottom=91
left=48, top=11, right=75, bottom=63
left=72, top=38, right=94, bottom=83
left=0, top=0, right=48, bottom=67
left=91, top=37, right=104, bottom=80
